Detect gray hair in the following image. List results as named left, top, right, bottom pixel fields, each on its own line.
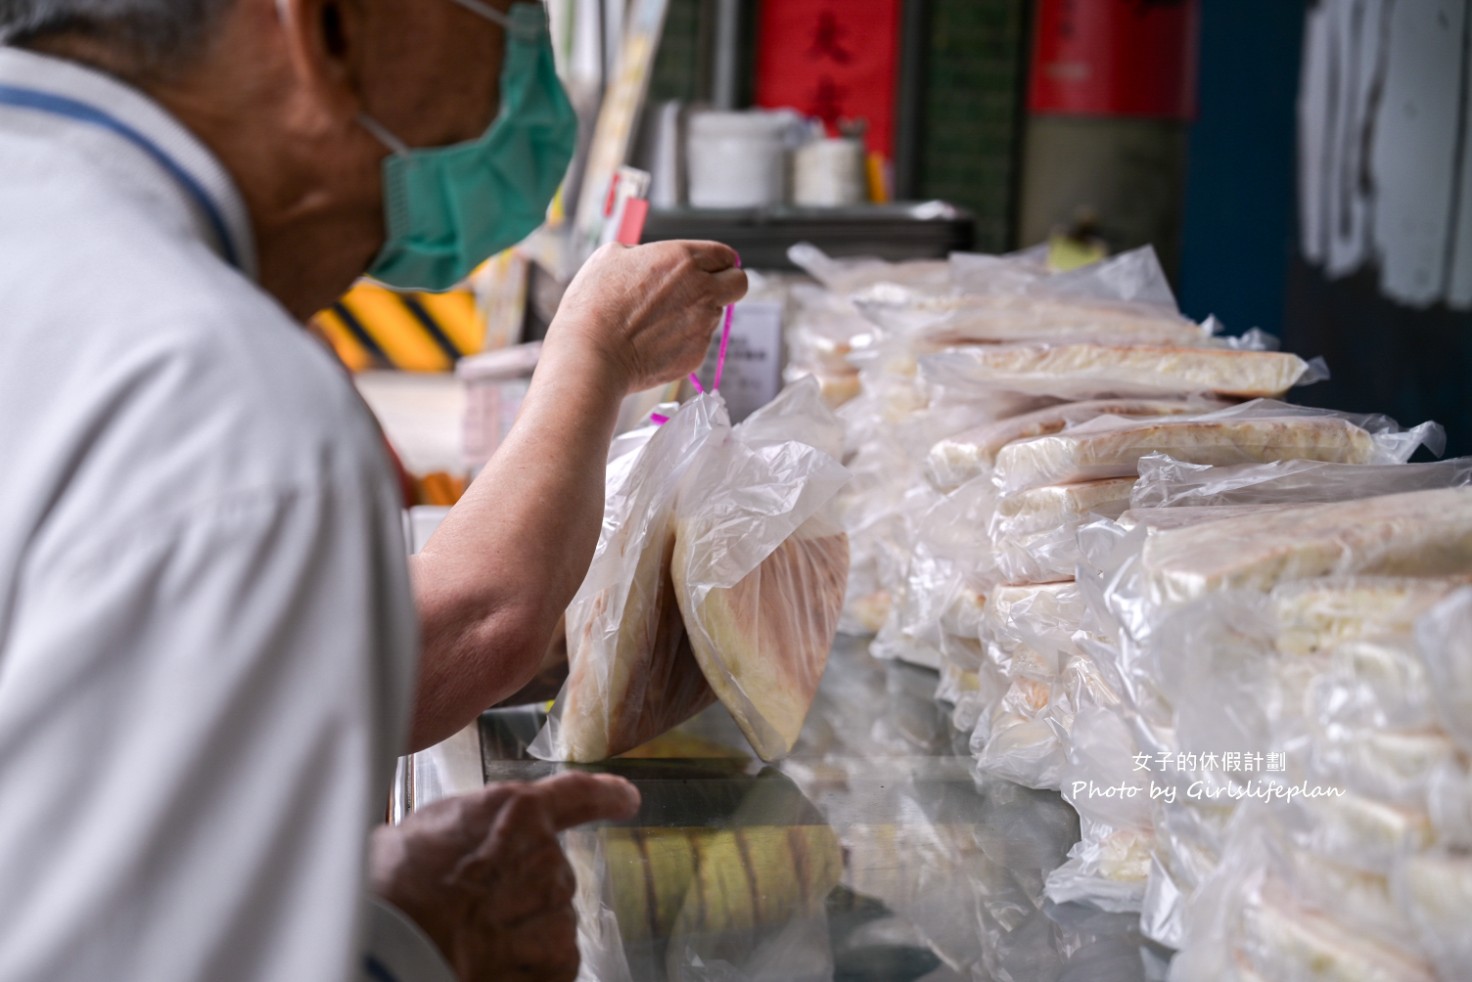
left=0, top=0, right=236, bottom=72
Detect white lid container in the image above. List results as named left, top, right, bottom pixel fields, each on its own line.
left=685, top=110, right=793, bottom=209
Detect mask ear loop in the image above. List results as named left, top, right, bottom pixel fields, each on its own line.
left=357, top=113, right=411, bottom=156
left=448, top=0, right=512, bottom=26
left=448, top=0, right=544, bottom=40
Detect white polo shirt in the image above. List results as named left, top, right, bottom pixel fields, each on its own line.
left=0, top=46, right=450, bottom=982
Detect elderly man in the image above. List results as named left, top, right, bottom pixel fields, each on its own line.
left=0, top=0, right=745, bottom=979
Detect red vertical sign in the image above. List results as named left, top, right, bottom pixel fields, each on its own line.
left=1029, top=0, right=1200, bottom=120
left=755, top=0, right=902, bottom=159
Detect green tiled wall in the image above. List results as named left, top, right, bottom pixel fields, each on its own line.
left=916, top=0, right=1026, bottom=252
left=648, top=0, right=706, bottom=104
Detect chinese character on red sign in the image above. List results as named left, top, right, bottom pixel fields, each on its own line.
left=755, top=0, right=901, bottom=158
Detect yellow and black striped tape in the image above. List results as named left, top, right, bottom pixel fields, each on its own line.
left=313, top=282, right=488, bottom=373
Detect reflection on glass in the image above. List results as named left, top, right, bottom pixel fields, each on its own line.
left=474, top=639, right=1153, bottom=981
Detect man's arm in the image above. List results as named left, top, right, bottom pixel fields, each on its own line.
left=407, top=240, right=746, bottom=750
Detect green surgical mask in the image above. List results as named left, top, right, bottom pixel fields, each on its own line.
left=359, top=1, right=576, bottom=291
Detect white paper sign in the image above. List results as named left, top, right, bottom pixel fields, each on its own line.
left=699, top=299, right=784, bottom=423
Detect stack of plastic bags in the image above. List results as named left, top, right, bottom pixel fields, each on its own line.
left=782, top=244, right=950, bottom=410
left=1163, top=584, right=1472, bottom=981
left=530, top=379, right=851, bottom=763
left=795, top=244, right=1439, bottom=799
left=784, top=240, right=1472, bottom=972
left=1052, top=455, right=1472, bottom=978
left=788, top=244, right=1236, bottom=656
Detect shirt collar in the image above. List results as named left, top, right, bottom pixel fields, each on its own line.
left=0, top=46, right=259, bottom=280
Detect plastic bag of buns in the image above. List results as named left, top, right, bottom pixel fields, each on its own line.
left=531, top=380, right=849, bottom=762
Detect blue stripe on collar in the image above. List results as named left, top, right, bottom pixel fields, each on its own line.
left=0, top=83, right=240, bottom=269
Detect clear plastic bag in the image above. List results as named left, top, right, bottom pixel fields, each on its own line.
left=925, top=397, right=1227, bottom=493
left=837, top=395, right=1046, bottom=648
left=920, top=341, right=1323, bottom=403
left=1131, top=453, right=1470, bottom=511
left=1425, top=755, right=1472, bottom=849
left=785, top=282, right=880, bottom=374
left=838, top=244, right=1052, bottom=336
left=532, top=381, right=850, bottom=762
left=1139, top=802, right=1231, bottom=949
left=874, top=475, right=997, bottom=669
left=1285, top=790, right=1437, bottom=878
left=1088, top=541, right=1472, bottom=795
left=1075, top=478, right=1472, bottom=971
left=669, top=384, right=851, bottom=762
left=981, top=581, right=1088, bottom=681
left=1048, top=698, right=1158, bottom=914
left=989, top=479, right=1137, bottom=584
left=1415, top=586, right=1472, bottom=755
left=1128, top=589, right=1286, bottom=776
left=532, top=402, right=721, bottom=761
left=787, top=241, right=952, bottom=296
left=973, top=701, right=1066, bottom=790
left=1390, top=850, right=1472, bottom=979
left=1303, top=635, right=1435, bottom=730
left=1136, top=487, right=1472, bottom=608
left=1043, top=816, right=1153, bottom=914
left=973, top=652, right=1120, bottom=793
left=673, top=508, right=849, bottom=762
left=1168, top=812, right=1437, bottom=982
left=1086, top=571, right=1472, bottom=950
left=951, top=243, right=1177, bottom=311
left=965, top=632, right=1123, bottom=796
left=991, top=399, right=1438, bottom=495
left=1307, top=725, right=1456, bottom=808
left=832, top=433, right=907, bottom=637
left=865, top=245, right=1216, bottom=346
left=1272, top=575, right=1472, bottom=657
left=853, top=290, right=1214, bottom=346
left=941, top=642, right=1007, bottom=736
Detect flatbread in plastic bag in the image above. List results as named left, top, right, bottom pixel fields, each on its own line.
left=670, top=382, right=851, bottom=761
left=921, top=341, right=1318, bottom=401
left=530, top=403, right=720, bottom=762
left=532, top=381, right=849, bottom=762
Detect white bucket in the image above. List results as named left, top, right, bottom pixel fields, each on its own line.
left=686, top=110, right=793, bottom=208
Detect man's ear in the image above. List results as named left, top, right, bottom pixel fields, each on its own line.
left=275, top=0, right=369, bottom=124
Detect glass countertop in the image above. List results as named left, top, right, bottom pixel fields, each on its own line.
left=417, top=638, right=1161, bottom=981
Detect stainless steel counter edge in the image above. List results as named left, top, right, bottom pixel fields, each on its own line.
left=391, top=722, right=484, bottom=821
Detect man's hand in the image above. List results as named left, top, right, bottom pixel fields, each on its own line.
left=370, top=771, right=640, bottom=981
left=405, top=239, right=745, bottom=752
left=552, top=240, right=748, bottom=394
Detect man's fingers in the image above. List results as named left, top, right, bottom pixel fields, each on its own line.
left=678, top=240, right=741, bottom=274
left=505, top=908, right=580, bottom=980
left=710, top=266, right=749, bottom=307
left=533, top=771, right=641, bottom=831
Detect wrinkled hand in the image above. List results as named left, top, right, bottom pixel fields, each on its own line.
left=552, top=240, right=747, bottom=394
left=370, top=771, right=640, bottom=981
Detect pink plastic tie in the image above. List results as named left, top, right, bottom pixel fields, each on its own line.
left=713, top=302, right=734, bottom=391
left=653, top=251, right=741, bottom=426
